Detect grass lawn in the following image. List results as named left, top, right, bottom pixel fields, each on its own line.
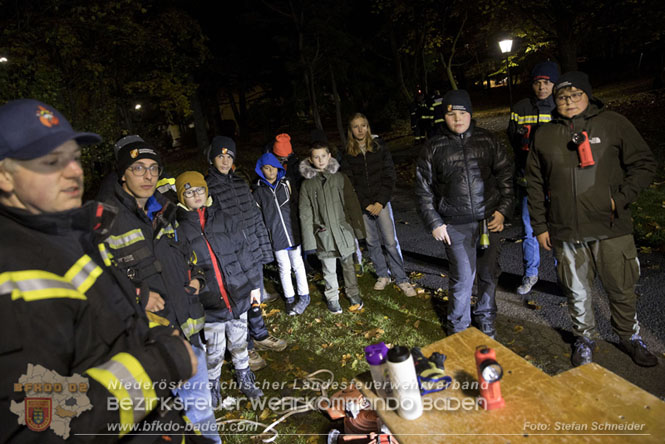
left=214, top=264, right=447, bottom=443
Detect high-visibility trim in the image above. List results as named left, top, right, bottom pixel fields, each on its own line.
left=85, top=352, right=158, bottom=436
left=434, top=118, right=444, bottom=124
left=146, top=311, right=171, bottom=327
left=106, top=229, right=145, bottom=250
left=180, top=316, right=205, bottom=339
left=64, top=255, right=103, bottom=294
left=155, top=225, right=175, bottom=240
left=510, top=113, right=552, bottom=125
left=182, top=415, right=203, bottom=436
left=156, top=177, right=176, bottom=194
left=1, top=270, right=86, bottom=302
left=97, top=243, right=112, bottom=266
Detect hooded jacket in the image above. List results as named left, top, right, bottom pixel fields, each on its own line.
left=415, top=121, right=514, bottom=230
left=253, top=152, right=301, bottom=251
left=341, top=138, right=396, bottom=209
left=0, top=202, right=196, bottom=443
left=298, top=157, right=365, bottom=259
left=526, top=99, right=656, bottom=242
left=206, top=168, right=274, bottom=265
left=176, top=202, right=260, bottom=323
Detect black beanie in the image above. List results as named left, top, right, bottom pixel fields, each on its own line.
left=114, top=135, right=161, bottom=176
left=208, top=136, right=237, bottom=163
left=555, top=71, right=593, bottom=99
left=443, top=89, right=472, bottom=115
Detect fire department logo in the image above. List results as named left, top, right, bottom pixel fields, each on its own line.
left=221, top=148, right=229, bottom=155
left=447, top=104, right=453, bottom=112
left=130, top=148, right=139, bottom=158
left=25, top=398, right=52, bottom=432
left=36, top=105, right=60, bottom=128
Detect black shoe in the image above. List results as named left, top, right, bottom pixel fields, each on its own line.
left=619, top=337, right=658, bottom=367
left=571, top=336, right=595, bottom=367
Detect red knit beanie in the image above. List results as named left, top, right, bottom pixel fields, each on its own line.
left=273, top=133, right=293, bottom=157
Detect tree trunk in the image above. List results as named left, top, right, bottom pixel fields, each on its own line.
left=555, top=17, right=579, bottom=72
left=190, top=88, right=209, bottom=153
left=330, top=64, right=345, bottom=146
left=389, top=22, right=412, bottom=102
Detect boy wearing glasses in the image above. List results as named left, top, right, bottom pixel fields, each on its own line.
left=99, top=135, right=221, bottom=441
left=526, top=71, right=658, bottom=368
left=507, top=61, right=559, bottom=296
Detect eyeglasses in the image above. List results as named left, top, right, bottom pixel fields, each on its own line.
left=183, top=187, right=206, bottom=198
left=128, top=164, right=162, bottom=176
left=555, top=91, right=585, bottom=105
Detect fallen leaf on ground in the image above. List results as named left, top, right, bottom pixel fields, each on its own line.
left=364, top=328, right=385, bottom=339
left=259, top=409, right=271, bottom=421
left=264, top=309, right=281, bottom=318
left=514, top=325, right=524, bottom=333
left=413, top=320, right=421, bottom=329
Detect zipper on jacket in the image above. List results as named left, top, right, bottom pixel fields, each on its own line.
left=272, top=183, right=293, bottom=247
left=198, top=209, right=233, bottom=313
left=570, top=121, right=580, bottom=242
left=363, top=153, right=371, bottom=204
left=459, top=133, right=477, bottom=221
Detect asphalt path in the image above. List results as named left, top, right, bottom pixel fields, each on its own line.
left=388, top=138, right=665, bottom=400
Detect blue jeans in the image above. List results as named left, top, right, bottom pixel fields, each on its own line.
left=444, top=221, right=501, bottom=334
left=173, top=345, right=221, bottom=443
left=521, top=195, right=540, bottom=277
left=363, top=202, right=408, bottom=283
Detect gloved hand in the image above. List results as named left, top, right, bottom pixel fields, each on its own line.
left=411, top=347, right=452, bottom=395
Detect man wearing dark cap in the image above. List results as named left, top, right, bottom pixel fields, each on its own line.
left=0, top=99, right=200, bottom=441
left=205, top=136, right=287, bottom=372
left=526, top=71, right=659, bottom=368
left=507, top=61, right=559, bottom=296
left=415, top=90, right=514, bottom=339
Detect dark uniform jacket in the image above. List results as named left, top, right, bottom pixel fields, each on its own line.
left=341, top=139, right=396, bottom=210
left=415, top=121, right=514, bottom=230
left=0, top=202, right=196, bottom=443
left=99, top=183, right=206, bottom=342
left=206, top=168, right=274, bottom=265
left=526, top=99, right=656, bottom=242
left=176, top=203, right=261, bottom=323
left=507, top=96, right=555, bottom=175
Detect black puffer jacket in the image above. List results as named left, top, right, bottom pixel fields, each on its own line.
left=206, top=168, right=274, bottom=265
left=177, top=204, right=261, bottom=323
left=341, top=139, right=396, bottom=209
left=415, top=121, right=514, bottom=229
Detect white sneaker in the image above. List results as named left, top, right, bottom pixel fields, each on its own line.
left=398, top=282, right=417, bottom=297
left=374, top=277, right=391, bottom=290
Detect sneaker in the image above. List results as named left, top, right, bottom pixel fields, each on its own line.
left=517, top=275, right=538, bottom=295
left=235, top=368, right=264, bottom=399
left=479, top=322, right=496, bottom=340
left=254, top=334, right=287, bottom=352
left=285, top=297, right=296, bottom=315
left=247, top=349, right=267, bottom=372
left=209, top=379, right=222, bottom=408
left=571, top=336, right=595, bottom=367
left=619, top=336, right=658, bottom=367
left=327, top=299, right=343, bottom=314
left=374, top=276, right=391, bottom=291
left=398, top=282, right=417, bottom=297
left=348, top=300, right=364, bottom=313
left=262, top=291, right=280, bottom=304
left=292, top=294, right=310, bottom=315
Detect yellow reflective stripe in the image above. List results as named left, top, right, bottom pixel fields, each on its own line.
left=146, top=311, right=171, bottom=327
left=106, top=229, right=145, bottom=249
left=157, top=177, right=176, bottom=187
left=155, top=225, right=175, bottom=240
left=0, top=271, right=86, bottom=302
left=85, top=367, right=133, bottom=437
left=511, top=113, right=552, bottom=125
left=180, top=316, right=205, bottom=339
left=112, top=352, right=158, bottom=413
left=64, top=255, right=103, bottom=294
left=98, top=243, right=112, bottom=267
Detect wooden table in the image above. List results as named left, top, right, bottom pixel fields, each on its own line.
left=355, top=328, right=665, bottom=443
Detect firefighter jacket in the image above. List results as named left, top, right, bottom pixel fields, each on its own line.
left=415, top=121, right=514, bottom=230
left=176, top=203, right=261, bottom=323
left=507, top=96, right=555, bottom=174
left=341, top=139, right=396, bottom=210
left=429, top=92, right=445, bottom=137
left=253, top=154, right=301, bottom=252
left=526, top=99, right=656, bottom=243
left=0, top=201, right=198, bottom=443
left=299, top=158, right=366, bottom=259
left=206, top=168, right=274, bottom=265
left=99, top=182, right=206, bottom=342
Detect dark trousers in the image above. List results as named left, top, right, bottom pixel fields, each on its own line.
left=444, top=221, right=501, bottom=334
left=247, top=266, right=269, bottom=349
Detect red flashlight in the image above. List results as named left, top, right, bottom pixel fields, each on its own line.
left=571, top=131, right=595, bottom=168
left=475, top=345, right=505, bottom=410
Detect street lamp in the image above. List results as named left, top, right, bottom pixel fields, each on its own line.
left=499, top=38, right=513, bottom=108
left=0, top=57, right=8, bottom=63
left=134, top=103, right=142, bottom=110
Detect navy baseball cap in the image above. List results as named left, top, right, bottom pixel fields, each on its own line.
left=0, top=99, right=102, bottom=160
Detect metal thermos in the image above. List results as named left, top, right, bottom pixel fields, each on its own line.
left=387, top=345, right=423, bottom=420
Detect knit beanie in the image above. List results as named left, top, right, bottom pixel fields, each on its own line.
left=273, top=133, right=293, bottom=157
left=555, top=71, right=593, bottom=99
left=443, top=89, right=472, bottom=115
left=207, top=136, right=237, bottom=163
left=114, top=135, right=161, bottom=176
left=531, top=61, right=559, bottom=83
left=175, top=171, right=208, bottom=205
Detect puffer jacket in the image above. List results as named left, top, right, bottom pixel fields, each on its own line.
left=415, top=121, right=514, bottom=230
left=0, top=202, right=197, bottom=443
left=177, top=203, right=261, bottom=323
left=99, top=182, right=206, bottom=342
left=206, top=168, right=274, bottom=265
left=341, top=139, right=396, bottom=209
left=526, top=99, right=656, bottom=242
left=253, top=153, right=301, bottom=251
left=299, top=158, right=365, bottom=259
